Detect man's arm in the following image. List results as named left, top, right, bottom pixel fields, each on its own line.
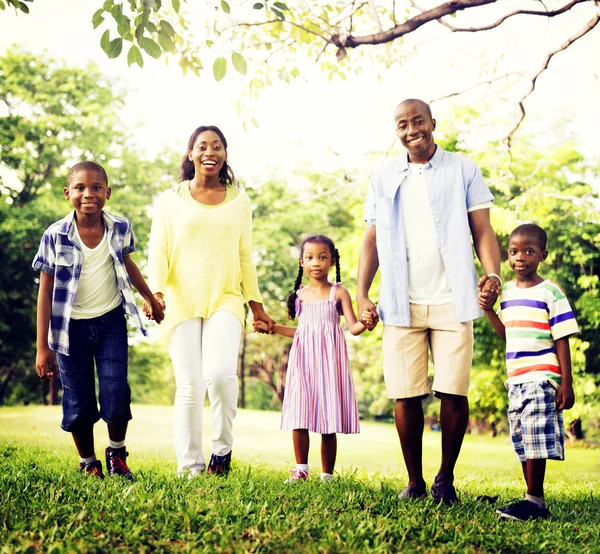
left=356, top=223, right=379, bottom=328
left=468, top=208, right=501, bottom=293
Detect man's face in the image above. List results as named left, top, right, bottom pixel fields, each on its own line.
left=394, top=102, right=436, bottom=162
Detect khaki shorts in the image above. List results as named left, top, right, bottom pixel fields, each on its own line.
left=382, top=303, right=473, bottom=399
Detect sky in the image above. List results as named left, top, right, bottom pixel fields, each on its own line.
left=1, top=1, right=599, bottom=184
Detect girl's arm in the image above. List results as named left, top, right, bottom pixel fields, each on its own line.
left=555, top=337, right=575, bottom=410
left=35, top=271, right=56, bottom=380
left=124, top=254, right=164, bottom=323
left=482, top=309, right=505, bottom=340
left=254, top=320, right=297, bottom=338
left=337, top=286, right=367, bottom=336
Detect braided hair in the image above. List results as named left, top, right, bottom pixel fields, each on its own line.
left=180, top=125, right=236, bottom=185
left=285, top=235, right=341, bottom=320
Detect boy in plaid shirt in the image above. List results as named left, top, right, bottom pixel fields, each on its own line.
left=33, top=161, right=164, bottom=479
left=479, top=223, right=578, bottom=521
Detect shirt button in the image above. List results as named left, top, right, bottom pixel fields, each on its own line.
left=435, top=218, right=440, bottom=223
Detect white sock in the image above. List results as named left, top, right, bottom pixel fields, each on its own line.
left=80, top=454, right=97, bottom=465
left=109, top=439, right=126, bottom=449
left=525, top=494, right=546, bottom=508
left=296, top=463, right=309, bottom=472
left=320, top=472, right=333, bottom=482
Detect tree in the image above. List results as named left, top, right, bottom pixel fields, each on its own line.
left=4, top=1, right=598, bottom=136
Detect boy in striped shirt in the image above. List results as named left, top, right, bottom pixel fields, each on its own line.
left=479, top=223, right=578, bottom=521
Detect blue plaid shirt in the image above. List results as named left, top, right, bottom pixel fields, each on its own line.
left=32, top=210, right=147, bottom=355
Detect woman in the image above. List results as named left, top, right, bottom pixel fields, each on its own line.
left=146, top=125, right=274, bottom=477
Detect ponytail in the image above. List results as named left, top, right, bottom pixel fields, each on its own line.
left=334, top=248, right=341, bottom=284
left=286, top=263, right=304, bottom=320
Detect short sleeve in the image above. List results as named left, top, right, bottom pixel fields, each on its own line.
left=32, top=229, right=56, bottom=276
left=363, top=172, right=378, bottom=224
left=548, top=285, right=579, bottom=340
left=121, top=219, right=135, bottom=256
left=465, top=161, right=494, bottom=209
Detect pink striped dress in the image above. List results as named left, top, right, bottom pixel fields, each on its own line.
left=281, top=284, right=360, bottom=434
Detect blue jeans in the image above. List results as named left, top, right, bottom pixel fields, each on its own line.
left=57, top=306, right=131, bottom=432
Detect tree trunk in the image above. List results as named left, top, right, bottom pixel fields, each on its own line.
left=239, top=323, right=247, bottom=409
left=48, top=371, right=60, bottom=405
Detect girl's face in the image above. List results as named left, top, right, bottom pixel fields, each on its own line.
left=188, top=130, right=227, bottom=179
left=508, top=234, right=547, bottom=281
left=301, top=242, right=334, bottom=280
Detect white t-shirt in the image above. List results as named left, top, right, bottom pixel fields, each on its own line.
left=401, top=163, right=491, bottom=305
left=71, top=225, right=122, bottom=319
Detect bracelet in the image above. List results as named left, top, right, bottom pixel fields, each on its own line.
left=487, top=273, right=502, bottom=286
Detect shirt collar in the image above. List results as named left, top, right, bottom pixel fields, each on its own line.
left=57, top=210, right=114, bottom=237
left=397, top=143, right=445, bottom=173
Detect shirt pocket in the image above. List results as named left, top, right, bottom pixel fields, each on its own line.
left=55, top=250, right=75, bottom=283
left=376, top=197, right=392, bottom=230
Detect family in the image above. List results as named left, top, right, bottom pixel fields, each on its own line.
left=33, top=98, right=578, bottom=522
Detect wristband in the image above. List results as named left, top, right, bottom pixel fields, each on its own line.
left=487, top=273, right=502, bottom=287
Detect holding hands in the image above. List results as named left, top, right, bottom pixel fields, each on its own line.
left=142, top=292, right=166, bottom=324
left=357, top=297, right=379, bottom=331
left=477, top=274, right=501, bottom=311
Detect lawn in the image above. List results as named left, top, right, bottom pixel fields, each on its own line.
left=1, top=405, right=598, bottom=553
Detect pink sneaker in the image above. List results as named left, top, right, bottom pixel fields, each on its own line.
left=284, top=468, right=308, bottom=483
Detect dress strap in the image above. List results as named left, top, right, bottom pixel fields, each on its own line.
left=329, top=283, right=337, bottom=301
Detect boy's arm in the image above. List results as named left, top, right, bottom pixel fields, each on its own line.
left=124, top=254, right=164, bottom=324
left=555, top=337, right=575, bottom=410
left=482, top=309, right=506, bottom=340
left=35, top=272, right=56, bottom=380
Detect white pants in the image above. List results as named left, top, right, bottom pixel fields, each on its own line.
left=168, top=312, right=242, bottom=476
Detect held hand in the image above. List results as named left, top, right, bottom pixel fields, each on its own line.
left=478, top=289, right=496, bottom=311
left=557, top=383, right=575, bottom=410
left=253, top=320, right=270, bottom=333
left=35, top=347, right=56, bottom=381
left=357, top=297, right=379, bottom=331
left=478, top=275, right=500, bottom=310
left=143, top=294, right=166, bottom=322
left=253, top=306, right=275, bottom=334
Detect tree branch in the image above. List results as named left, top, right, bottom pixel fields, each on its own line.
left=429, top=71, right=525, bottom=104
left=505, top=9, right=600, bottom=146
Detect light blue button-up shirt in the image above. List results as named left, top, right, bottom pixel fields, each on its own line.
left=363, top=145, right=494, bottom=326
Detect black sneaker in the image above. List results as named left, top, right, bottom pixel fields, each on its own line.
left=105, top=446, right=134, bottom=481
left=430, top=478, right=459, bottom=505
left=397, top=484, right=427, bottom=500
left=496, top=499, right=549, bottom=521
left=207, top=451, right=232, bottom=476
left=79, top=460, right=105, bottom=479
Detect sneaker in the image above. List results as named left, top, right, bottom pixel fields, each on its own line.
left=79, top=460, right=105, bottom=479
left=496, top=499, right=549, bottom=521
left=105, top=446, right=134, bottom=481
left=207, top=451, right=232, bottom=476
left=430, top=478, right=458, bottom=505
left=398, top=484, right=427, bottom=500
left=284, top=468, right=308, bottom=483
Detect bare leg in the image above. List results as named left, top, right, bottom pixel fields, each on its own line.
left=395, top=397, right=426, bottom=489
left=108, top=421, right=127, bottom=442
left=436, top=393, right=469, bottom=485
left=72, top=425, right=95, bottom=458
left=524, top=459, right=546, bottom=498
left=321, top=434, right=337, bottom=474
left=292, top=429, right=309, bottom=464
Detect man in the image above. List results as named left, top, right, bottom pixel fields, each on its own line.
left=357, top=99, right=501, bottom=503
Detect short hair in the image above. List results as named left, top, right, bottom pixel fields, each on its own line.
left=510, top=223, right=547, bottom=250
left=67, top=161, right=109, bottom=187
left=396, top=98, right=433, bottom=121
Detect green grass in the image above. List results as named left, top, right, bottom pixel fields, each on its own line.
left=1, top=406, right=599, bottom=553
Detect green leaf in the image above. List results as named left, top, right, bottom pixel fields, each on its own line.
left=273, top=2, right=288, bottom=10
left=253, top=2, right=263, bottom=9
left=271, top=7, right=284, bottom=20
left=127, top=45, right=144, bottom=68
left=103, top=0, right=114, bottom=10
left=146, top=21, right=158, bottom=32
left=100, top=29, right=110, bottom=52
left=106, top=38, right=123, bottom=59
left=117, top=16, right=131, bottom=38
left=158, top=31, right=176, bottom=53
left=231, top=52, right=247, bottom=76
left=17, top=1, right=28, bottom=13
left=140, top=37, right=162, bottom=59
left=213, top=57, right=227, bottom=81
left=135, top=23, right=145, bottom=42
left=206, top=39, right=214, bottom=47
left=172, top=0, right=180, bottom=13
left=92, top=9, right=105, bottom=29
left=251, top=117, right=259, bottom=128
left=221, top=0, right=230, bottom=14
left=160, top=19, right=175, bottom=38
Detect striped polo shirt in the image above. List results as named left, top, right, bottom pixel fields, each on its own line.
left=498, top=280, right=578, bottom=387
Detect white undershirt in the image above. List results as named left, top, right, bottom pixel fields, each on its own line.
left=71, top=225, right=122, bottom=320
left=402, top=163, right=453, bottom=304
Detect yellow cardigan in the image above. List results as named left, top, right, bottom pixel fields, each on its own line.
left=147, top=183, right=262, bottom=338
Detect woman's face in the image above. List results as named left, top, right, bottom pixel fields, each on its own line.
left=188, top=130, right=227, bottom=179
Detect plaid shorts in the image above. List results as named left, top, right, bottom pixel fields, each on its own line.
left=507, top=380, right=564, bottom=463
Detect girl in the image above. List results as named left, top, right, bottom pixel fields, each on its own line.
left=145, top=125, right=275, bottom=478
left=254, top=235, right=372, bottom=482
